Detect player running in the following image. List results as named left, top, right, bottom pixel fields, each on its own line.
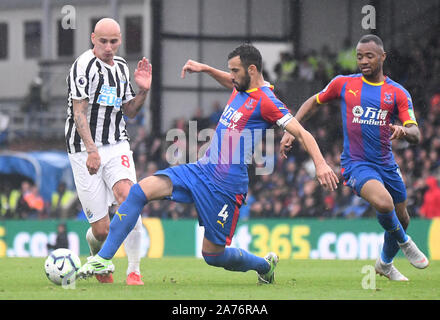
left=66, top=18, right=152, bottom=285
left=280, top=35, right=429, bottom=281
left=77, top=44, right=339, bottom=283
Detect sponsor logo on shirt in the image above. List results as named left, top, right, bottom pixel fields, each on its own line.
left=97, top=85, right=122, bottom=109
left=351, top=105, right=388, bottom=126
left=219, top=105, right=243, bottom=130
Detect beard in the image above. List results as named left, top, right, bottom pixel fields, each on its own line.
left=233, top=72, right=251, bottom=92
left=360, top=63, right=382, bottom=79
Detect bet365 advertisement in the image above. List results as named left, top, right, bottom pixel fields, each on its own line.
left=1, top=218, right=439, bottom=260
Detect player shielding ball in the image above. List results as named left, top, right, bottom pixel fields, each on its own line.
left=65, top=18, right=152, bottom=285
left=281, top=35, right=429, bottom=280
left=77, top=44, right=338, bottom=283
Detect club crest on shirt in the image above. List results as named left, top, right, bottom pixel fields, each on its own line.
left=244, top=98, right=257, bottom=110
left=86, top=208, right=93, bottom=219
left=384, top=92, right=393, bottom=104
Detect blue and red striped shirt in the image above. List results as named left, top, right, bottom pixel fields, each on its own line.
left=197, top=83, right=291, bottom=194
left=316, top=74, right=417, bottom=167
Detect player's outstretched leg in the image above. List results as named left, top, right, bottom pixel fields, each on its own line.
left=202, top=247, right=268, bottom=272
left=77, top=255, right=115, bottom=279
left=99, top=183, right=148, bottom=260
left=375, top=256, right=408, bottom=281
left=202, top=247, right=278, bottom=284
left=398, top=236, right=429, bottom=269
left=257, top=252, right=279, bottom=284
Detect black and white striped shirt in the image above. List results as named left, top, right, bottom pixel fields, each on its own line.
left=65, top=49, right=136, bottom=154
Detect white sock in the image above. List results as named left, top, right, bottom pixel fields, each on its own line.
left=124, top=216, right=143, bottom=275
left=86, top=227, right=104, bottom=256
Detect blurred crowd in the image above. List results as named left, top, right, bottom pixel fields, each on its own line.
left=129, top=98, right=440, bottom=221
left=256, top=33, right=440, bottom=220
left=134, top=33, right=440, bottom=221
left=2, top=33, right=440, bottom=221
left=0, top=179, right=78, bottom=220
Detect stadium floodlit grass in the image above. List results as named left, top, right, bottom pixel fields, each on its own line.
left=0, top=257, right=439, bottom=300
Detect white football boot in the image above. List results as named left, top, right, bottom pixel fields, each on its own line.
left=398, top=236, right=429, bottom=269
left=375, top=257, right=408, bottom=281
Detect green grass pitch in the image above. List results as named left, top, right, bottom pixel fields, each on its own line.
left=0, top=257, right=438, bottom=300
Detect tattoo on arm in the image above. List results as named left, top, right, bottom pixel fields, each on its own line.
left=123, top=90, right=148, bottom=118
left=73, top=100, right=97, bottom=153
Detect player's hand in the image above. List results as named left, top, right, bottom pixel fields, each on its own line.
left=389, top=123, right=407, bottom=140
left=181, top=60, right=205, bottom=78
left=280, top=131, right=295, bottom=159
left=315, top=162, right=339, bottom=191
left=86, top=151, right=101, bottom=175
left=134, top=57, right=152, bottom=91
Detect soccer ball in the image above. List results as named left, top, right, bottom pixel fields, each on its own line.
left=44, top=248, right=81, bottom=286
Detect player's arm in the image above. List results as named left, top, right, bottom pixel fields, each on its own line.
left=72, top=99, right=100, bottom=175
left=181, top=59, right=234, bottom=90
left=389, top=123, right=420, bottom=144
left=122, top=57, right=152, bottom=118
left=280, top=76, right=343, bottom=158
left=391, top=89, right=421, bottom=144
left=284, top=117, right=339, bottom=191
left=280, top=94, right=320, bottom=158
left=296, top=94, right=321, bottom=123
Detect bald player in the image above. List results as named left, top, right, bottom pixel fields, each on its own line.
left=65, top=18, right=152, bottom=285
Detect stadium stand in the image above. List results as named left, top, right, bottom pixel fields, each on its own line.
left=1, top=7, right=440, bottom=221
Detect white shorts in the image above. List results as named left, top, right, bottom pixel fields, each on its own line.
left=68, top=140, right=137, bottom=223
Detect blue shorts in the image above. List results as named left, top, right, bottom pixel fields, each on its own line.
left=154, top=164, right=245, bottom=246
left=341, top=161, right=407, bottom=204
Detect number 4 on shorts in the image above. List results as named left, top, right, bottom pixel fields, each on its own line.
left=218, top=204, right=229, bottom=222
